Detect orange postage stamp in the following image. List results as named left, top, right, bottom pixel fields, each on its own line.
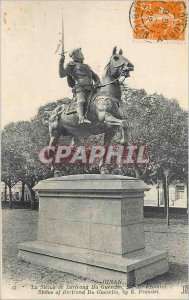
left=129, top=1, right=187, bottom=41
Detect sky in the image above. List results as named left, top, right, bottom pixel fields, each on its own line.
left=1, top=0, right=188, bottom=128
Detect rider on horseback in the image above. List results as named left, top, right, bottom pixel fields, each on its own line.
left=59, top=48, right=100, bottom=124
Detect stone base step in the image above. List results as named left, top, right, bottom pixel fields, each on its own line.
left=18, top=241, right=168, bottom=287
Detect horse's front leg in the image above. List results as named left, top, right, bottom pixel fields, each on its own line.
left=99, top=129, right=117, bottom=174
left=104, top=113, right=128, bottom=144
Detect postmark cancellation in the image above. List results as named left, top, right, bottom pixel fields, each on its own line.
left=129, top=1, right=187, bottom=42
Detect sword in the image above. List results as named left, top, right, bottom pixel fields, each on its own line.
left=61, top=12, right=64, bottom=55
left=55, top=12, right=67, bottom=56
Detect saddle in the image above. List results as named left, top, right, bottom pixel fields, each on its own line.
left=49, top=98, right=87, bottom=122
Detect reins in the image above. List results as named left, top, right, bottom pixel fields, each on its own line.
left=84, top=65, right=126, bottom=117
left=97, top=64, right=127, bottom=88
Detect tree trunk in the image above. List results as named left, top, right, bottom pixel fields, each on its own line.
left=29, top=187, right=36, bottom=210
left=186, top=181, right=188, bottom=214
left=162, top=177, right=167, bottom=213
left=4, top=184, right=7, bottom=202
left=21, top=182, right=25, bottom=202
left=8, top=185, right=12, bottom=209
left=167, top=184, right=170, bottom=226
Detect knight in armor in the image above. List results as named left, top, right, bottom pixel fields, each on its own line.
left=59, top=48, right=100, bottom=124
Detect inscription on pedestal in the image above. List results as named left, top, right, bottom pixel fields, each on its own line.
left=121, top=198, right=143, bottom=225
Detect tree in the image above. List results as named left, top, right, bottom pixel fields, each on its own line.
left=21, top=182, right=25, bottom=203
left=1, top=128, right=25, bottom=208
left=4, top=183, right=7, bottom=202
left=1, top=121, right=51, bottom=209
left=121, top=85, right=188, bottom=212
left=121, top=86, right=187, bottom=178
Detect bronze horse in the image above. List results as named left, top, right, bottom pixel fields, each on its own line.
left=48, top=47, right=134, bottom=174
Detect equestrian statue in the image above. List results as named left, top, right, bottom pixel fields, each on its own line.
left=48, top=45, right=134, bottom=175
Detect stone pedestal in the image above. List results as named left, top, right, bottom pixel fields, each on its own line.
left=18, top=175, right=168, bottom=287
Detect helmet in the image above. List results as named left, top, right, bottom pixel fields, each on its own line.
left=69, top=48, right=82, bottom=58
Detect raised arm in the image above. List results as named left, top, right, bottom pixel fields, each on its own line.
left=59, top=55, right=68, bottom=78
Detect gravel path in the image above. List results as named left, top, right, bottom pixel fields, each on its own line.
left=2, top=209, right=188, bottom=298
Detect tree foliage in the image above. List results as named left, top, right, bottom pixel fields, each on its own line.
left=1, top=121, right=51, bottom=208
left=121, top=86, right=188, bottom=183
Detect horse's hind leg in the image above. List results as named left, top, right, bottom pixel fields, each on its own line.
left=48, top=135, right=59, bottom=176
left=120, top=123, right=129, bottom=145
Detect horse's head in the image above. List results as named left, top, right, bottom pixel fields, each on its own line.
left=107, top=46, right=134, bottom=79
